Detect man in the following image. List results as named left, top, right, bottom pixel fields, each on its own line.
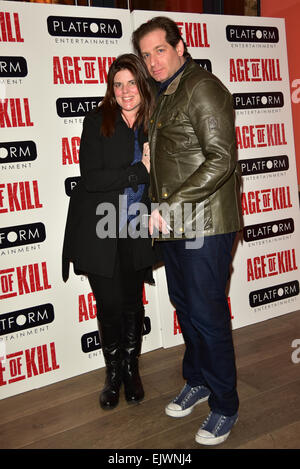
left=132, top=17, right=243, bottom=446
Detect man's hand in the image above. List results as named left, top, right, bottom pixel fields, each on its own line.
left=149, top=208, right=171, bottom=235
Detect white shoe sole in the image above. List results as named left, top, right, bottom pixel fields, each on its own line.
left=195, top=418, right=238, bottom=446
left=165, top=395, right=209, bottom=418
left=195, top=430, right=230, bottom=445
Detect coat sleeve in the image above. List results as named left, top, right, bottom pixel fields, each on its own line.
left=166, top=79, right=237, bottom=207
left=79, top=113, right=149, bottom=193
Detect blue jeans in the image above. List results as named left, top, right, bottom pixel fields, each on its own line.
left=162, top=233, right=239, bottom=416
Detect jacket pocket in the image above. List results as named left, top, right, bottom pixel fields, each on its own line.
left=155, top=112, right=192, bottom=155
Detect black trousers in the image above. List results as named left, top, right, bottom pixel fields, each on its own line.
left=87, top=237, right=146, bottom=326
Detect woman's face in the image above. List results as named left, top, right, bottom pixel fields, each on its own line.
left=113, top=68, right=141, bottom=115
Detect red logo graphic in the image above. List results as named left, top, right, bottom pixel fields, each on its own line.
left=0, top=262, right=51, bottom=300
left=0, top=98, right=34, bottom=128
left=78, top=284, right=149, bottom=322
left=247, top=248, right=298, bottom=281
left=0, top=12, right=24, bottom=43
left=142, top=285, right=148, bottom=306
left=79, top=292, right=97, bottom=322
left=174, top=311, right=182, bottom=335
left=176, top=22, right=209, bottom=47
left=241, top=186, right=292, bottom=215
left=0, top=342, right=59, bottom=386
left=53, top=56, right=115, bottom=85
left=236, top=123, right=287, bottom=150
left=62, top=136, right=80, bottom=165
left=229, top=58, right=282, bottom=82
left=0, top=180, right=42, bottom=214
left=173, top=297, right=233, bottom=335
left=227, top=297, right=234, bottom=319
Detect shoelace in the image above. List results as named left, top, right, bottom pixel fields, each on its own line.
left=174, top=385, right=204, bottom=407
left=201, top=412, right=228, bottom=435
left=172, top=385, right=190, bottom=403
left=214, top=416, right=227, bottom=435
left=201, top=411, right=213, bottom=428
left=181, top=386, right=203, bottom=406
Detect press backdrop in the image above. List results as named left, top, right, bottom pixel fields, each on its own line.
left=0, top=1, right=299, bottom=399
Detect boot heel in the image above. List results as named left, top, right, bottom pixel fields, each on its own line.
left=123, top=309, right=145, bottom=404
left=97, top=320, right=122, bottom=410
left=100, top=384, right=121, bottom=409
left=123, top=360, right=144, bottom=403
left=99, top=363, right=122, bottom=409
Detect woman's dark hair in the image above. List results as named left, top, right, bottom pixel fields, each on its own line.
left=132, top=16, right=190, bottom=59
left=100, top=53, right=154, bottom=137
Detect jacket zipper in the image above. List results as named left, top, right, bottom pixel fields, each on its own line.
left=150, top=95, right=165, bottom=204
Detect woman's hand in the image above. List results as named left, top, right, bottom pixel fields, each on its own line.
left=142, top=142, right=150, bottom=173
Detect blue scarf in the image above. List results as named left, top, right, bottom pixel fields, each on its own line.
left=119, top=127, right=145, bottom=232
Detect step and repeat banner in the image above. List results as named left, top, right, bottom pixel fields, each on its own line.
left=0, top=1, right=299, bottom=399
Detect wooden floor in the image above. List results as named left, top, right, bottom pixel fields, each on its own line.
left=1, top=309, right=300, bottom=451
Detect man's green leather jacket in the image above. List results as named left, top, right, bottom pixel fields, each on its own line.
left=148, top=59, right=243, bottom=240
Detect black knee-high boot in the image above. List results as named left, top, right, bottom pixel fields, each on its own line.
left=122, top=309, right=145, bottom=403
left=98, top=319, right=123, bottom=410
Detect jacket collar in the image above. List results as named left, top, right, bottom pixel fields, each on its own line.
left=163, top=58, right=194, bottom=96
left=157, top=58, right=188, bottom=96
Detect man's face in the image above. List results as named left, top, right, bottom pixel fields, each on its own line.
left=139, top=28, right=185, bottom=83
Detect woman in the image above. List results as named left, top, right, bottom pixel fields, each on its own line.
left=62, top=54, right=156, bottom=410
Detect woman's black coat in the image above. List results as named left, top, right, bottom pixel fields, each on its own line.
left=62, top=108, right=157, bottom=281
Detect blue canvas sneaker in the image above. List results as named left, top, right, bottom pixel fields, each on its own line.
left=165, top=384, right=210, bottom=418
left=195, top=411, right=238, bottom=445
